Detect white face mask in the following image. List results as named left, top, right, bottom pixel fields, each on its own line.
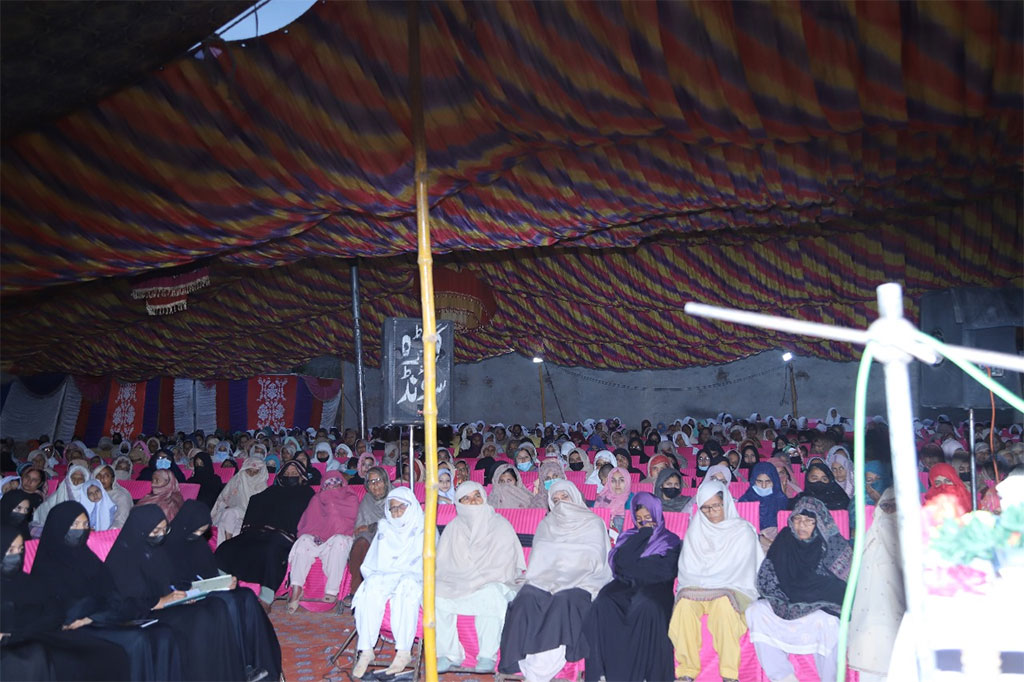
left=753, top=485, right=773, bottom=497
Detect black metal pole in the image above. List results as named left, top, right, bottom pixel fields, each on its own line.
left=968, top=408, right=977, bottom=511
left=351, top=261, right=367, bottom=439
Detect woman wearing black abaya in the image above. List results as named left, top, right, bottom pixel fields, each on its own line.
left=215, top=460, right=314, bottom=608
left=187, top=452, right=224, bottom=510
left=105, top=504, right=247, bottom=681
left=29, top=501, right=182, bottom=681
left=584, top=493, right=682, bottom=682
left=1, top=524, right=131, bottom=681
left=136, top=448, right=187, bottom=483
left=166, top=500, right=282, bottom=680
left=1, top=489, right=37, bottom=539
left=788, top=459, right=851, bottom=511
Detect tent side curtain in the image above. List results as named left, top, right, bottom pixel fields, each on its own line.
left=1, top=375, right=341, bottom=442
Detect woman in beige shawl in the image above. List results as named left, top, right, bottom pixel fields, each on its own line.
left=210, top=457, right=268, bottom=545
left=487, top=463, right=535, bottom=509
left=435, top=481, right=525, bottom=673
left=498, top=480, right=612, bottom=682
left=848, top=489, right=903, bottom=682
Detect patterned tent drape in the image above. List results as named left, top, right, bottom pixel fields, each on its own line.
left=1, top=1, right=1021, bottom=378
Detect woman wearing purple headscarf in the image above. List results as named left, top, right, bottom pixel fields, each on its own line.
left=583, top=492, right=681, bottom=682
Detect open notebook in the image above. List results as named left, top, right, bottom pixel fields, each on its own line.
left=162, top=574, right=236, bottom=608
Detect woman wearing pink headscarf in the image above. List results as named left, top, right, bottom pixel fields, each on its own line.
left=769, top=456, right=803, bottom=498
left=286, top=472, right=360, bottom=612
left=594, top=466, right=632, bottom=534
left=137, top=469, right=185, bottom=521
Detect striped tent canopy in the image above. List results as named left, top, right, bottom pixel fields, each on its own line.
left=2, top=1, right=1022, bottom=379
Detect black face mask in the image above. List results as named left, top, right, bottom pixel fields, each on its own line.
left=1, top=552, right=24, bottom=575
left=65, top=528, right=90, bottom=547
left=8, top=511, right=29, bottom=526
left=568, top=462, right=584, bottom=472
left=804, top=481, right=831, bottom=496
left=660, top=486, right=682, bottom=499
left=147, top=532, right=167, bottom=547
left=279, top=476, right=300, bottom=487
left=187, top=531, right=205, bottom=542
left=959, top=472, right=972, bottom=482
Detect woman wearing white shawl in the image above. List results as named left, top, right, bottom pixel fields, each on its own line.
left=848, top=489, right=904, bottom=682
left=210, top=457, right=268, bottom=545
left=826, top=445, right=855, bottom=498
left=79, top=478, right=118, bottom=531
left=488, top=463, right=536, bottom=509
left=330, top=443, right=354, bottom=472
left=437, top=466, right=456, bottom=504
left=499, top=481, right=612, bottom=682
left=351, top=487, right=432, bottom=678
left=565, top=447, right=592, bottom=475
left=668, top=480, right=764, bottom=682
left=585, top=450, right=615, bottom=487
left=31, top=463, right=91, bottom=531
left=435, top=481, right=525, bottom=673
left=111, top=455, right=133, bottom=481
left=92, top=462, right=132, bottom=528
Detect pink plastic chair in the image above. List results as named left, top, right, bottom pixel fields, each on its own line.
left=519, top=470, right=539, bottom=491
left=495, top=508, right=546, bottom=536
left=121, top=479, right=152, bottom=499
left=47, top=478, right=60, bottom=495
left=86, top=529, right=120, bottom=560
left=634, top=482, right=654, bottom=495
left=728, top=482, right=747, bottom=499
left=564, top=471, right=587, bottom=488
left=734, top=501, right=761, bottom=531
left=591, top=507, right=613, bottom=529
left=216, top=468, right=235, bottom=484
left=179, top=483, right=200, bottom=500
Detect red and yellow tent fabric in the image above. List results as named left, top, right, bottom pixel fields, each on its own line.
left=1, top=1, right=1021, bottom=378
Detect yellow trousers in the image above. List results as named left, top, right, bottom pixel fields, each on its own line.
left=668, top=596, right=747, bottom=679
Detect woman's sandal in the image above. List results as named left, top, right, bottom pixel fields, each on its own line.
left=286, top=600, right=300, bottom=614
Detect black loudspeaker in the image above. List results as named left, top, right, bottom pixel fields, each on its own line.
left=382, top=318, right=454, bottom=425
left=918, top=288, right=1023, bottom=408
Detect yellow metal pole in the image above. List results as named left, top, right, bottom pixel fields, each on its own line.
left=409, top=4, right=438, bottom=682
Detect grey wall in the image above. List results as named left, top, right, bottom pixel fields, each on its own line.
left=338, top=351, right=916, bottom=429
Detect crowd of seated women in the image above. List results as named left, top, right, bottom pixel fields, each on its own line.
left=2, top=410, right=1021, bottom=681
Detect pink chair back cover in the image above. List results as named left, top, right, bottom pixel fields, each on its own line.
left=179, top=483, right=200, bottom=500
left=564, top=471, right=587, bottom=488
left=121, top=479, right=152, bottom=499
left=591, top=507, right=613, bottom=529
left=734, top=501, right=761, bottom=531
left=495, top=507, right=546, bottom=536
left=519, top=470, right=539, bottom=490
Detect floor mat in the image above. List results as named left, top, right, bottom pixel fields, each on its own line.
left=269, top=602, right=492, bottom=682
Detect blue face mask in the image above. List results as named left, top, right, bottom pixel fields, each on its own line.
left=343, top=469, right=357, bottom=476
left=543, top=478, right=556, bottom=490
left=155, top=459, right=172, bottom=470
left=516, top=462, right=532, bottom=472
left=753, top=485, right=773, bottom=497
